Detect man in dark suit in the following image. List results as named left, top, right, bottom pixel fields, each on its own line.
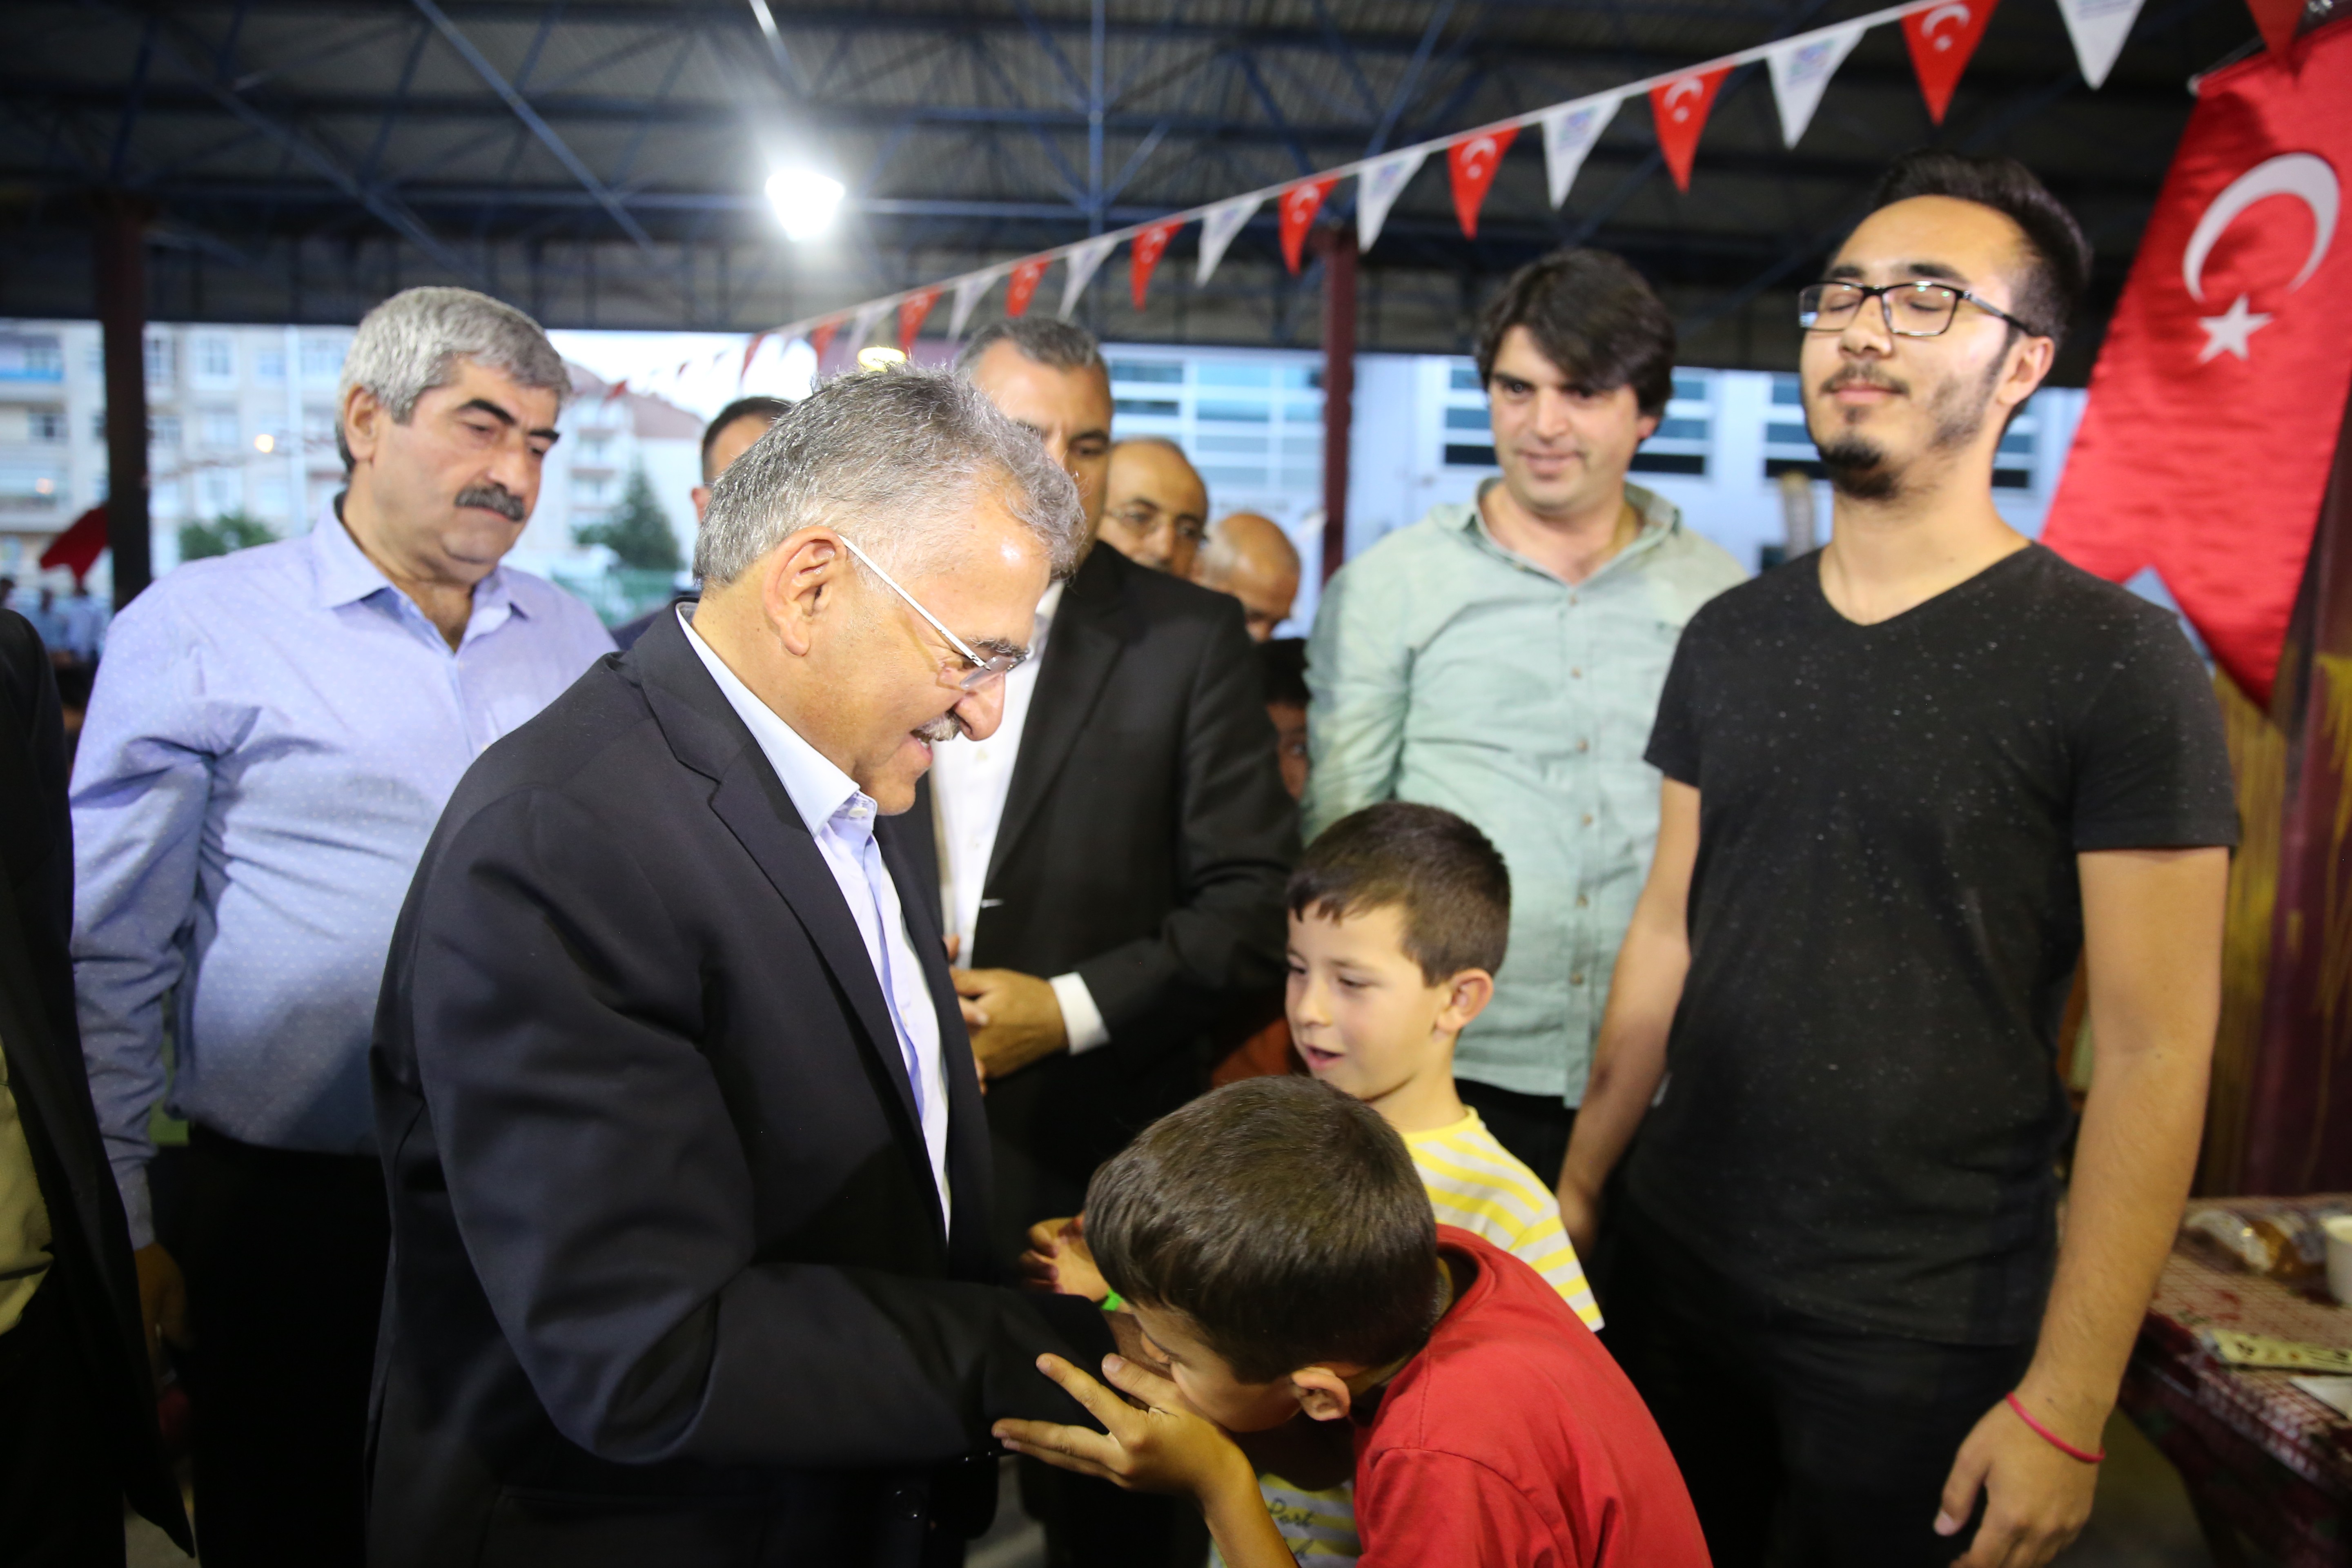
left=0, top=608, right=189, bottom=1562
left=905, top=319, right=1295, bottom=1566
left=368, top=367, right=1116, bottom=1568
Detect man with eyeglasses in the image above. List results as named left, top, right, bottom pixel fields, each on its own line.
left=365, top=368, right=1131, bottom=1568
left=1096, top=437, right=1210, bottom=577
left=1557, top=152, right=2235, bottom=1568
left=908, top=317, right=1293, bottom=1568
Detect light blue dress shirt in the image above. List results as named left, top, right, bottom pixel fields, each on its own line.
left=73, top=506, right=614, bottom=1246
left=1304, top=482, right=1747, bottom=1105
left=677, top=607, right=952, bottom=1222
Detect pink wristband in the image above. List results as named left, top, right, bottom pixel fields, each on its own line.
left=2004, top=1393, right=2105, bottom=1463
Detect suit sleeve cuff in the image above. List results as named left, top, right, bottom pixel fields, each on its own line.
left=1050, top=972, right=1111, bottom=1055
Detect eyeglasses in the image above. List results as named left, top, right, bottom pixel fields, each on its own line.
left=833, top=533, right=1029, bottom=694
left=1797, top=280, right=2040, bottom=339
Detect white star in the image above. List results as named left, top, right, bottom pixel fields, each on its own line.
left=2196, top=294, right=2273, bottom=363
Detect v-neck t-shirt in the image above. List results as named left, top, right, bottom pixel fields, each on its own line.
left=1627, top=543, right=2237, bottom=1344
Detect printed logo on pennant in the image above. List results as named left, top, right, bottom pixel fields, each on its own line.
left=1004, top=258, right=1050, bottom=318
left=1540, top=94, right=1621, bottom=208
left=1648, top=67, right=1730, bottom=193
left=897, top=289, right=940, bottom=352
left=1357, top=148, right=1429, bottom=252
left=1130, top=220, right=1182, bottom=311
left=1278, top=178, right=1337, bottom=274
left=1447, top=126, right=1519, bottom=237
left=1197, top=196, right=1263, bottom=286
left=1765, top=25, right=1865, bottom=147
left=1902, top=0, right=1999, bottom=124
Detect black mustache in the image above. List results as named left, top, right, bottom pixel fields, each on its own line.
left=1821, top=370, right=1908, bottom=397
left=454, top=484, right=527, bottom=521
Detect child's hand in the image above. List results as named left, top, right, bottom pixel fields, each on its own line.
left=996, top=1354, right=1253, bottom=1502
left=1019, top=1215, right=1110, bottom=1303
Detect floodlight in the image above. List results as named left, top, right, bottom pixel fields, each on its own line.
left=766, top=169, right=845, bottom=241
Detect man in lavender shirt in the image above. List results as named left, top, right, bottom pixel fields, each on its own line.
left=71, top=287, right=612, bottom=1566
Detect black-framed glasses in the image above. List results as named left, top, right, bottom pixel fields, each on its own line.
left=835, top=533, right=1029, bottom=694
left=1797, top=280, right=2040, bottom=339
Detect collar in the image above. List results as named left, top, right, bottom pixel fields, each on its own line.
left=676, top=605, right=876, bottom=842
left=1455, top=479, right=1682, bottom=580
left=309, top=492, right=522, bottom=624
left=1029, top=578, right=1066, bottom=654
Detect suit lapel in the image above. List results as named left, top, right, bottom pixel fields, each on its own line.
left=877, top=826, right=990, bottom=1266
left=987, top=547, right=1129, bottom=886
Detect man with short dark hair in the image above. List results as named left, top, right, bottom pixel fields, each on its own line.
left=73, top=286, right=613, bottom=1566
left=1305, top=249, right=1744, bottom=1188
left=1193, top=512, right=1301, bottom=642
left=611, top=394, right=793, bottom=652
left=1557, top=151, right=2236, bottom=1568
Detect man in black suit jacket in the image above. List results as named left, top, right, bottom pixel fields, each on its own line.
left=0, top=608, right=189, bottom=1561
left=368, top=368, right=1115, bottom=1568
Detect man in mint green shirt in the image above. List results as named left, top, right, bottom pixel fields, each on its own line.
left=1304, top=250, right=1746, bottom=1184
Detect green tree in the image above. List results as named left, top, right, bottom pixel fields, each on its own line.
left=572, top=466, right=683, bottom=572
left=178, top=509, right=276, bottom=562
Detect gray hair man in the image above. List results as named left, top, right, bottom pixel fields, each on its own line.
left=72, top=285, right=613, bottom=1566
left=1192, top=512, right=1303, bottom=641
left=367, top=368, right=1127, bottom=1567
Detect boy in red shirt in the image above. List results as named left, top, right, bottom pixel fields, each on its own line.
left=995, top=1077, right=1708, bottom=1567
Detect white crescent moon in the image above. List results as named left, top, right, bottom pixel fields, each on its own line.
left=2182, top=152, right=2339, bottom=302
left=1924, top=3, right=1972, bottom=38
left=1665, top=76, right=1705, bottom=108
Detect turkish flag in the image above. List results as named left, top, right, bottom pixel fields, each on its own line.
left=897, top=288, right=940, bottom=351
left=1005, top=258, right=1050, bottom=318
left=2040, top=19, right=2352, bottom=704
left=1447, top=125, right=1518, bottom=237
left=808, top=319, right=840, bottom=363
left=1648, top=67, right=1729, bottom=193
left=1278, top=177, right=1337, bottom=275
left=40, top=505, right=108, bottom=583
left=1902, top=0, right=1998, bottom=124
left=1131, top=220, right=1181, bottom=310
left=738, top=331, right=767, bottom=387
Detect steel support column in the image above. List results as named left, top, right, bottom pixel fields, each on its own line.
left=1316, top=224, right=1355, bottom=582
left=95, top=193, right=152, bottom=608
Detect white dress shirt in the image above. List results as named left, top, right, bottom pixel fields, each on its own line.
left=929, top=583, right=1110, bottom=1054
left=679, top=608, right=952, bottom=1221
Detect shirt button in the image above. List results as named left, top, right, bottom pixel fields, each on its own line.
left=1571, top=973, right=1586, bottom=986
left=1570, top=667, right=1582, bottom=678
left=1581, top=814, right=1594, bottom=827
left=1569, top=594, right=1581, bottom=607
left=1576, top=894, right=1589, bottom=908
left=1576, top=738, right=1590, bottom=753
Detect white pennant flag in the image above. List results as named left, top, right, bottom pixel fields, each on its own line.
left=846, top=299, right=891, bottom=355
left=1538, top=93, right=1622, bottom=208
left=1764, top=24, right=1864, bottom=147
left=2054, top=0, right=2145, bottom=88
left=949, top=270, right=999, bottom=339
left=1058, top=236, right=1120, bottom=319
left=1355, top=148, right=1429, bottom=252
left=1196, top=196, right=1263, bottom=285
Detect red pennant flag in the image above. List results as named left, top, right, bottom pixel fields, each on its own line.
left=2040, top=20, right=2352, bottom=704
left=1902, top=0, right=1998, bottom=124
left=38, top=504, right=108, bottom=584
left=1130, top=220, right=1182, bottom=311
left=1278, top=177, right=1338, bottom=275
left=898, top=288, right=940, bottom=351
left=1005, top=258, right=1050, bottom=318
left=737, top=331, right=768, bottom=387
left=601, top=378, right=629, bottom=403
left=808, top=319, right=840, bottom=363
left=1648, top=67, right=1730, bottom=193
left=1447, top=126, right=1519, bottom=237
left=2244, top=0, right=2303, bottom=52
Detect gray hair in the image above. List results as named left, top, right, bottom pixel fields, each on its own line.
left=954, top=316, right=1106, bottom=377
left=336, top=287, right=568, bottom=466
left=695, top=365, right=1085, bottom=588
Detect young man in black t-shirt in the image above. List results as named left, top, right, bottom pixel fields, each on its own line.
left=1556, top=152, right=2236, bottom=1568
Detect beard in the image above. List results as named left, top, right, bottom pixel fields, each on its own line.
left=1813, top=355, right=2002, bottom=502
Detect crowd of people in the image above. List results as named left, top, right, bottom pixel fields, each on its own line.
left=0, top=147, right=2234, bottom=1568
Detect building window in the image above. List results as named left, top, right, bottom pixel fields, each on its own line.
left=254, top=344, right=287, bottom=383
left=92, top=411, right=108, bottom=442
left=199, top=471, right=240, bottom=515
left=1197, top=363, right=1273, bottom=388
left=1196, top=400, right=1270, bottom=424
left=1114, top=399, right=1180, bottom=417
left=1771, top=374, right=1804, bottom=407
left=1443, top=406, right=1490, bottom=432
left=1110, top=361, right=1183, bottom=383
left=28, top=408, right=66, bottom=442
left=303, top=406, right=337, bottom=443
left=0, top=334, right=65, bottom=382
left=149, top=414, right=182, bottom=450
left=201, top=409, right=241, bottom=449
left=301, top=336, right=347, bottom=382
left=196, top=336, right=235, bottom=380
left=1449, top=364, right=1482, bottom=391
left=1444, top=444, right=1497, bottom=468
left=257, top=475, right=291, bottom=516
left=0, top=464, right=65, bottom=510
left=145, top=336, right=177, bottom=385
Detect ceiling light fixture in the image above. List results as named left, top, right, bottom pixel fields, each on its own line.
left=766, top=169, right=844, bottom=241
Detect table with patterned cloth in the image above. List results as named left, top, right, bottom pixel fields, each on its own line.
left=2121, top=1198, right=2352, bottom=1567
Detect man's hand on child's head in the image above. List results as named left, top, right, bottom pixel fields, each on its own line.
left=1019, top=1215, right=1111, bottom=1303
left=995, top=1353, right=1252, bottom=1501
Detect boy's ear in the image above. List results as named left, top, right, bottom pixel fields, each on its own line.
left=1288, top=1366, right=1356, bottom=1423
left=1434, top=968, right=1495, bottom=1033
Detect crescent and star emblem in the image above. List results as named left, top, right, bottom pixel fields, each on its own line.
left=2180, top=151, right=2339, bottom=363
left=1922, top=4, right=1972, bottom=49
left=1459, top=136, right=1499, bottom=180
left=1664, top=77, right=1705, bottom=122
left=1285, top=185, right=1321, bottom=220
